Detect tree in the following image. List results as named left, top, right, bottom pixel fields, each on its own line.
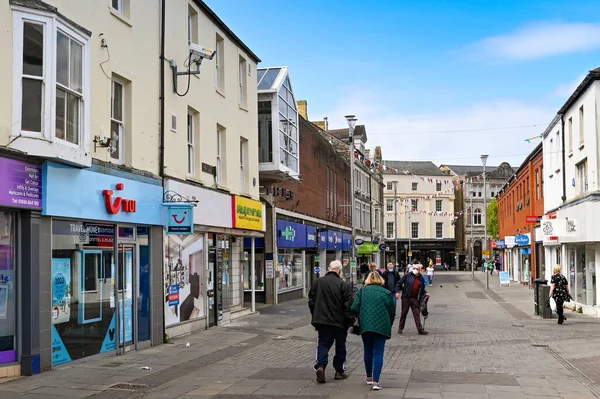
left=487, top=198, right=499, bottom=240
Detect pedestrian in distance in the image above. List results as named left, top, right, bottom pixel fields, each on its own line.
left=360, top=262, right=369, bottom=282
left=308, top=260, right=354, bottom=383
left=426, top=264, right=434, bottom=284
left=383, top=263, right=401, bottom=306
left=489, top=261, right=494, bottom=276
left=351, top=271, right=396, bottom=391
left=549, top=265, right=573, bottom=325
left=395, top=264, right=430, bottom=335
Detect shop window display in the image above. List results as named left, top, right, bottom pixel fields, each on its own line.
left=0, top=212, right=16, bottom=365
left=278, top=250, right=302, bottom=291
left=243, top=252, right=264, bottom=291
left=164, top=234, right=205, bottom=326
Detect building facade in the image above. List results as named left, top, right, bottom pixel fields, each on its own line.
left=382, top=161, right=456, bottom=268
left=441, top=163, right=515, bottom=268
left=541, top=68, right=600, bottom=315
left=497, top=144, right=544, bottom=285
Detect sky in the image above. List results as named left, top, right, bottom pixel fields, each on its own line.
left=206, top=0, right=600, bottom=167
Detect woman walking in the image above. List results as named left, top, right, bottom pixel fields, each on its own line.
left=549, top=265, right=572, bottom=324
left=351, top=271, right=396, bottom=391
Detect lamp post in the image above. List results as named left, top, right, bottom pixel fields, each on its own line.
left=346, top=114, right=358, bottom=285
left=481, top=154, right=489, bottom=289
left=393, top=181, right=398, bottom=267
left=469, top=181, right=474, bottom=277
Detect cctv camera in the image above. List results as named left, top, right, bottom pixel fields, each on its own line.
left=189, top=43, right=215, bottom=64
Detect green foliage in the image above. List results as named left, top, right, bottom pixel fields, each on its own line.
left=486, top=198, right=499, bottom=240
left=577, top=306, right=583, bottom=314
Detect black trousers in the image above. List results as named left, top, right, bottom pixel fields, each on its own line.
left=555, top=299, right=565, bottom=322
left=314, top=325, right=347, bottom=373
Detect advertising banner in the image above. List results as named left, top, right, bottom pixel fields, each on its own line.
left=0, top=157, right=42, bottom=209
left=51, top=258, right=71, bottom=325
left=232, top=196, right=263, bottom=231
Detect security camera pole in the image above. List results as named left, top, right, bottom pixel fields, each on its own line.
left=346, top=115, right=358, bottom=285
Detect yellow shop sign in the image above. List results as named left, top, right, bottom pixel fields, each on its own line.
left=232, top=196, right=263, bottom=231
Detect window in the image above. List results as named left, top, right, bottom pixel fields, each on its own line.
left=478, top=191, right=482, bottom=197
left=188, top=4, right=198, bottom=44
left=568, top=117, right=573, bottom=153
left=436, top=223, right=443, bottom=238
left=576, top=159, right=588, bottom=195
left=386, top=199, right=394, bottom=212
left=411, top=222, right=419, bottom=239
left=436, top=182, right=442, bottom=191
left=386, top=182, right=393, bottom=191
left=535, top=169, right=540, bottom=200
left=278, top=76, right=298, bottom=172
left=110, top=79, right=124, bottom=163
left=374, top=210, right=380, bottom=233
left=412, top=182, right=418, bottom=191
left=579, top=106, right=584, bottom=145
left=411, top=199, right=418, bottom=211
left=436, top=200, right=442, bottom=212
left=258, top=101, right=273, bottom=163
left=386, top=222, right=394, bottom=238
left=471, top=191, right=476, bottom=197
left=14, top=12, right=89, bottom=148
left=473, top=208, right=482, bottom=225
left=187, top=112, right=194, bottom=175
left=238, top=56, right=247, bottom=107
left=215, top=34, right=224, bottom=91
left=216, top=125, right=224, bottom=185
left=240, top=138, right=248, bottom=193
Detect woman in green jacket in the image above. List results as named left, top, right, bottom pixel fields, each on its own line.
left=351, top=271, right=396, bottom=390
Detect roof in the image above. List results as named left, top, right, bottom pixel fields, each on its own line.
left=328, top=126, right=368, bottom=142
left=257, top=67, right=294, bottom=93
left=382, top=160, right=445, bottom=176
left=193, top=0, right=260, bottom=64
left=557, top=67, right=600, bottom=114
left=441, top=164, right=499, bottom=176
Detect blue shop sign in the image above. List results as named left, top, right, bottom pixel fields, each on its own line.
left=318, top=230, right=328, bottom=249
left=327, top=230, right=343, bottom=250
left=164, top=203, right=195, bottom=234
left=277, top=220, right=307, bottom=248
left=306, top=226, right=317, bottom=247
left=515, top=234, right=531, bottom=246
left=243, top=238, right=265, bottom=248
left=342, top=233, right=352, bottom=251
left=42, top=162, right=163, bottom=225
left=496, top=240, right=506, bottom=249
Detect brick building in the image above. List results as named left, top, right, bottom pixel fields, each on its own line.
left=497, top=143, right=544, bottom=284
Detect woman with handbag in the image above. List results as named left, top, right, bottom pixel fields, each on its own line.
left=549, top=265, right=572, bottom=324
left=350, top=271, right=396, bottom=390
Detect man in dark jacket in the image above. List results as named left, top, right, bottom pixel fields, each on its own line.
left=383, top=263, right=401, bottom=305
left=395, top=264, right=429, bottom=335
left=308, top=260, right=353, bottom=383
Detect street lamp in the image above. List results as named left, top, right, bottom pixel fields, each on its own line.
left=392, top=181, right=398, bottom=268
left=481, top=154, right=489, bottom=289
left=346, top=114, right=358, bottom=285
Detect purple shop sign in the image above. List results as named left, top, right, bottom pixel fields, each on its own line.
left=0, top=157, right=42, bottom=209
left=0, top=350, right=16, bottom=365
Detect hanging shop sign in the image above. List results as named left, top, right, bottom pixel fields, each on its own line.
left=0, top=157, right=42, bottom=209
left=495, top=240, right=506, bottom=249
left=162, top=191, right=198, bottom=235
left=355, top=239, right=365, bottom=245
left=232, top=196, right=263, bottom=231
left=514, top=233, right=531, bottom=246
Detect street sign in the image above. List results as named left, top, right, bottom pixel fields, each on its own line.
left=499, top=271, right=510, bottom=286
left=408, top=251, right=412, bottom=257
left=355, top=239, right=364, bottom=245
left=314, top=267, right=320, bottom=274
left=483, top=249, right=490, bottom=256
left=379, top=244, right=387, bottom=251
left=526, top=216, right=541, bottom=223
left=315, top=255, right=320, bottom=262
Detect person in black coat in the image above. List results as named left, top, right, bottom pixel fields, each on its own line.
left=308, top=260, right=354, bottom=383
left=383, top=263, right=401, bottom=306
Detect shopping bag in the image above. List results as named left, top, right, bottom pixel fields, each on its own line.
left=549, top=297, right=557, bottom=312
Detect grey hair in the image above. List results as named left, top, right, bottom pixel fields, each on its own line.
left=328, top=260, right=343, bottom=273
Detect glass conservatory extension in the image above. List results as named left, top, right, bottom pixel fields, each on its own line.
left=257, top=67, right=299, bottom=180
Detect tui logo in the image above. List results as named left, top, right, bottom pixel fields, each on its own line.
left=103, top=183, right=136, bottom=214
left=172, top=211, right=187, bottom=224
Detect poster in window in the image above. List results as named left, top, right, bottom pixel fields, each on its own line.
left=51, top=258, right=72, bottom=324
left=0, top=285, right=8, bottom=319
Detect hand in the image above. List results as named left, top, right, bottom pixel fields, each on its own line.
left=395, top=293, right=400, bottom=299
left=426, top=293, right=430, bottom=298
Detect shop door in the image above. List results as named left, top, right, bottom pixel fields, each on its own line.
left=207, top=248, right=218, bottom=327
left=117, top=244, right=135, bottom=352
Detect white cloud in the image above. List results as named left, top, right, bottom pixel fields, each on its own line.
left=468, top=22, right=600, bottom=61
left=319, top=90, right=555, bottom=166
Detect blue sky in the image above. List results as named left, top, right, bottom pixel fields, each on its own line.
left=206, top=0, right=600, bottom=166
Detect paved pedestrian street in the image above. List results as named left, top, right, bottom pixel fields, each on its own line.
left=1, top=272, right=600, bottom=399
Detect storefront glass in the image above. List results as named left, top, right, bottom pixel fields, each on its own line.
left=243, top=251, right=264, bottom=291
left=164, top=233, right=205, bottom=326
left=0, top=212, right=16, bottom=365
left=278, top=249, right=302, bottom=291
left=581, top=247, right=596, bottom=306
left=137, top=227, right=150, bottom=342
left=521, top=249, right=531, bottom=284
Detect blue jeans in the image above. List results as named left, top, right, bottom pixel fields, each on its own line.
left=361, top=332, right=386, bottom=382
left=428, top=275, right=433, bottom=284
left=314, top=325, right=347, bottom=373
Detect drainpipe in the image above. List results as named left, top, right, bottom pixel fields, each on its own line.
left=560, top=115, right=566, bottom=202
left=159, top=0, right=166, bottom=342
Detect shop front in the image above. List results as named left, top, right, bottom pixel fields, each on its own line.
left=515, top=234, right=532, bottom=285
left=163, top=180, right=264, bottom=337
left=0, top=154, right=42, bottom=376
left=43, top=162, right=164, bottom=370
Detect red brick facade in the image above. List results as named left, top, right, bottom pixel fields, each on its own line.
left=273, top=116, right=351, bottom=227
left=497, top=144, right=544, bottom=281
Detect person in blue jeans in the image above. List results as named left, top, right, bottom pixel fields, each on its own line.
left=351, top=272, right=396, bottom=391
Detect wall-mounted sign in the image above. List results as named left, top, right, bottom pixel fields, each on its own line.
left=0, top=157, right=42, bottom=209
left=495, top=240, right=506, bottom=249
left=164, top=203, right=195, bottom=234
left=357, top=242, right=379, bottom=255
left=318, top=230, right=328, bottom=249
left=103, top=183, right=136, bottom=214
left=355, top=239, right=365, bottom=246
left=264, top=186, right=294, bottom=200
left=541, top=218, right=577, bottom=237
left=504, top=236, right=515, bottom=248
left=306, top=226, right=317, bottom=247
left=514, top=233, right=531, bottom=246
left=276, top=219, right=307, bottom=248
left=379, top=244, right=387, bottom=251
left=342, top=233, right=352, bottom=251
left=232, top=196, right=263, bottom=231
left=265, top=260, right=274, bottom=279
left=526, top=215, right=540, bottom=223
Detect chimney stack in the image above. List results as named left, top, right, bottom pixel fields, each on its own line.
left=323, top=117, right=328, bottom=131
left=297, top=100, right=308, bottom=119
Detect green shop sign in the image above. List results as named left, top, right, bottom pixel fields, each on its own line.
left=357, top=242, right=380, bottom=255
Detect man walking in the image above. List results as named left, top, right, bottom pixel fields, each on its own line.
left=426, top=264, right=434, bottom=284
left=383, top=263, right=401, bottom=305
left=308, top=260, right=353, bottom=383
left=395, top=264, right=429, bottom=335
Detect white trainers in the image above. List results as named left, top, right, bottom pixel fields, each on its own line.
left=365, top=377, right=373, bottom=385
left=372, top=382, right=381, bottom=390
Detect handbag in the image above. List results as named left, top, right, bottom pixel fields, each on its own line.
left=350, top=288, right=363, bottom=335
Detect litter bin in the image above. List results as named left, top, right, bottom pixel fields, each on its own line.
left=533, top=278, right=547, bottom=315
left=539, top=285, right=553, bottom=318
